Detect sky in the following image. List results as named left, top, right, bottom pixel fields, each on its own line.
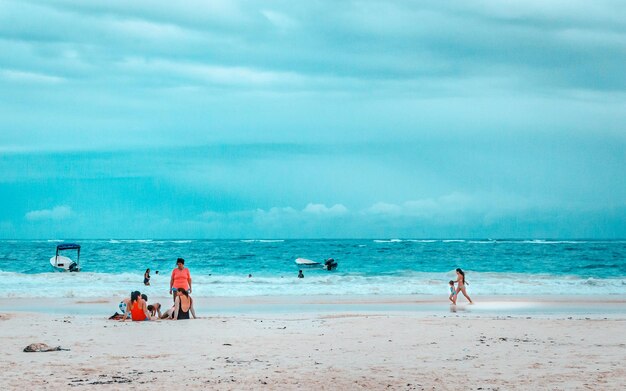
left=0, top=0, right=625, bottom=239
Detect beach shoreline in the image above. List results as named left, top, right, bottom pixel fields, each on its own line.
left=1, top=294, right=625, bottom=318
left=1, top=306, right=625, bottom=390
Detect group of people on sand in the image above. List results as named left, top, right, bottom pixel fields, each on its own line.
left=448, top=268, right=473, bottom=305
left=114, top=257, right=196, bottom=321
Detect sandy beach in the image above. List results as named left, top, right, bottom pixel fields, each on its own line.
left=1, top=296, right=625, bottom=390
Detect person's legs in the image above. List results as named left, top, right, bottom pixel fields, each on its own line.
left=460, top=286, right=472, bottom=303
left=160, top=307, right=174, bottom=319
left=453, top=287, right=461, bottom=304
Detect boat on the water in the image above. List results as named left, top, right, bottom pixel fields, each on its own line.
left=295, top=257, right=338, bottom=270
left=50, top=243, right=81, bottom=272
left=295, top=258, right=320, bottom=266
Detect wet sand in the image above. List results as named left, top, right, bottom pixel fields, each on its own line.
left=1, top=296, right=626, bottom=390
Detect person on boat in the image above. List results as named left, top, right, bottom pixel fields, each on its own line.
left=172, top=288, right=196, bottom=320
left=144, top=268, right=151, bottom=286
left=324, top=258, right=338, bottom=270
left=169, top=258, right=192, bottom=303
left=453, top=268, right=473, bottom=304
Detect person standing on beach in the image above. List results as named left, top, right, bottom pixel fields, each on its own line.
left=448, top=280, right=457, bottom=303
left=170, top=258, right=192, bottom=302
left=453, top=268, right=473, bottom=304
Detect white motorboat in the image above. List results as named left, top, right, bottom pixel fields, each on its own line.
left=50, top=243, right=81, bottom=272
left=294, top=257, right=338, bottom=270
left=294, top=258, right=321, bottom=266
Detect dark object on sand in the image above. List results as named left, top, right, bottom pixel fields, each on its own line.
left=324, top=258, right=338, bottom=271
left=23, top=343, right=70, bottom=352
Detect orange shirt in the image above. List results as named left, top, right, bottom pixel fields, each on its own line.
left=171, top=267, right=191, bottom=290
left=130, top=301, right=146, bottom=321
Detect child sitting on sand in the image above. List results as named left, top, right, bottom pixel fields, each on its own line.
left=448, top=280, right=457, bottom=303
left=147, top=303, right=161, bottom=318
left=141, top=294, right=162, bottom=318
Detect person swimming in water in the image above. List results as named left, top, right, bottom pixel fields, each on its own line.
left=144, top=268, right=151, bottom=286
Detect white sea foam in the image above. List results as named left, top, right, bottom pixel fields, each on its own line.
left=240, top=240, right=285, bottom=243
left=109, top=239, right=154, bottom=244
left=0, top=270, right=624, bottom=299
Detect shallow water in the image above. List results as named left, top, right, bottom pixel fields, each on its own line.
left=0, top=239, right=624, bottom=298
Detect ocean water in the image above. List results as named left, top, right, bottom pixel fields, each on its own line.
left=0, top=239, right=624, bottom=298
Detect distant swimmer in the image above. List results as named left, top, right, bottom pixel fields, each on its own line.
left=144, top=268, right=151, bottom=286
left=298, top=270, right=304, bottom=278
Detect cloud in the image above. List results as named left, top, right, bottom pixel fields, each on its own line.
left=25, top=206, right=74, bottom=221
left=302, top=203, right=348, bottom=215
left=362, top=192, right=537, bottom=225
left=0, top=69, right=65, bottom=84
left=261, top=10, right=298, bottom=30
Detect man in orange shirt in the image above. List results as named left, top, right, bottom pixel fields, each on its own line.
left=170, top=258, right=192, bottom=302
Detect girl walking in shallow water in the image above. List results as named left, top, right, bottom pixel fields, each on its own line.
left=453, top=268, right=473, bottom=304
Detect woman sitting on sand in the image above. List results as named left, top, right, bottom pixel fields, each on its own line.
left=124, top=291, right=153, bottom=321
left=172, top=288, right=196, bottom=320
left=453, top=268, right=473, bottom=305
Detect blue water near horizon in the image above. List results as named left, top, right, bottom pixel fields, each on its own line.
left=0, top=239, right=624, bottom=298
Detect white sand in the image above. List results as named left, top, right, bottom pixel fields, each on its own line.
left=1, top=298, right=625, bottom=390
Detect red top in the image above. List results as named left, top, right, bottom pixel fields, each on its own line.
left=130, top=301, right=146, bottom=321
left=171, top=267, right=191, bottom=290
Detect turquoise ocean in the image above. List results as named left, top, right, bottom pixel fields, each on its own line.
left=0, top=239, right=624, bottom=298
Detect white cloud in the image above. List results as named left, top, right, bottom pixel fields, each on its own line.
left=25, top=206, right=74, bottom=221
left=365, top=202, right=402, bottom=215
left=0, top=69, right=65, bottom=84
left=261, top=10, right=298, bottom=30
left=364, top=193, right=475, bottom=217
left=302, top=203, right=348, bottom=215
left=118, top=57, right=307, bottom=87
